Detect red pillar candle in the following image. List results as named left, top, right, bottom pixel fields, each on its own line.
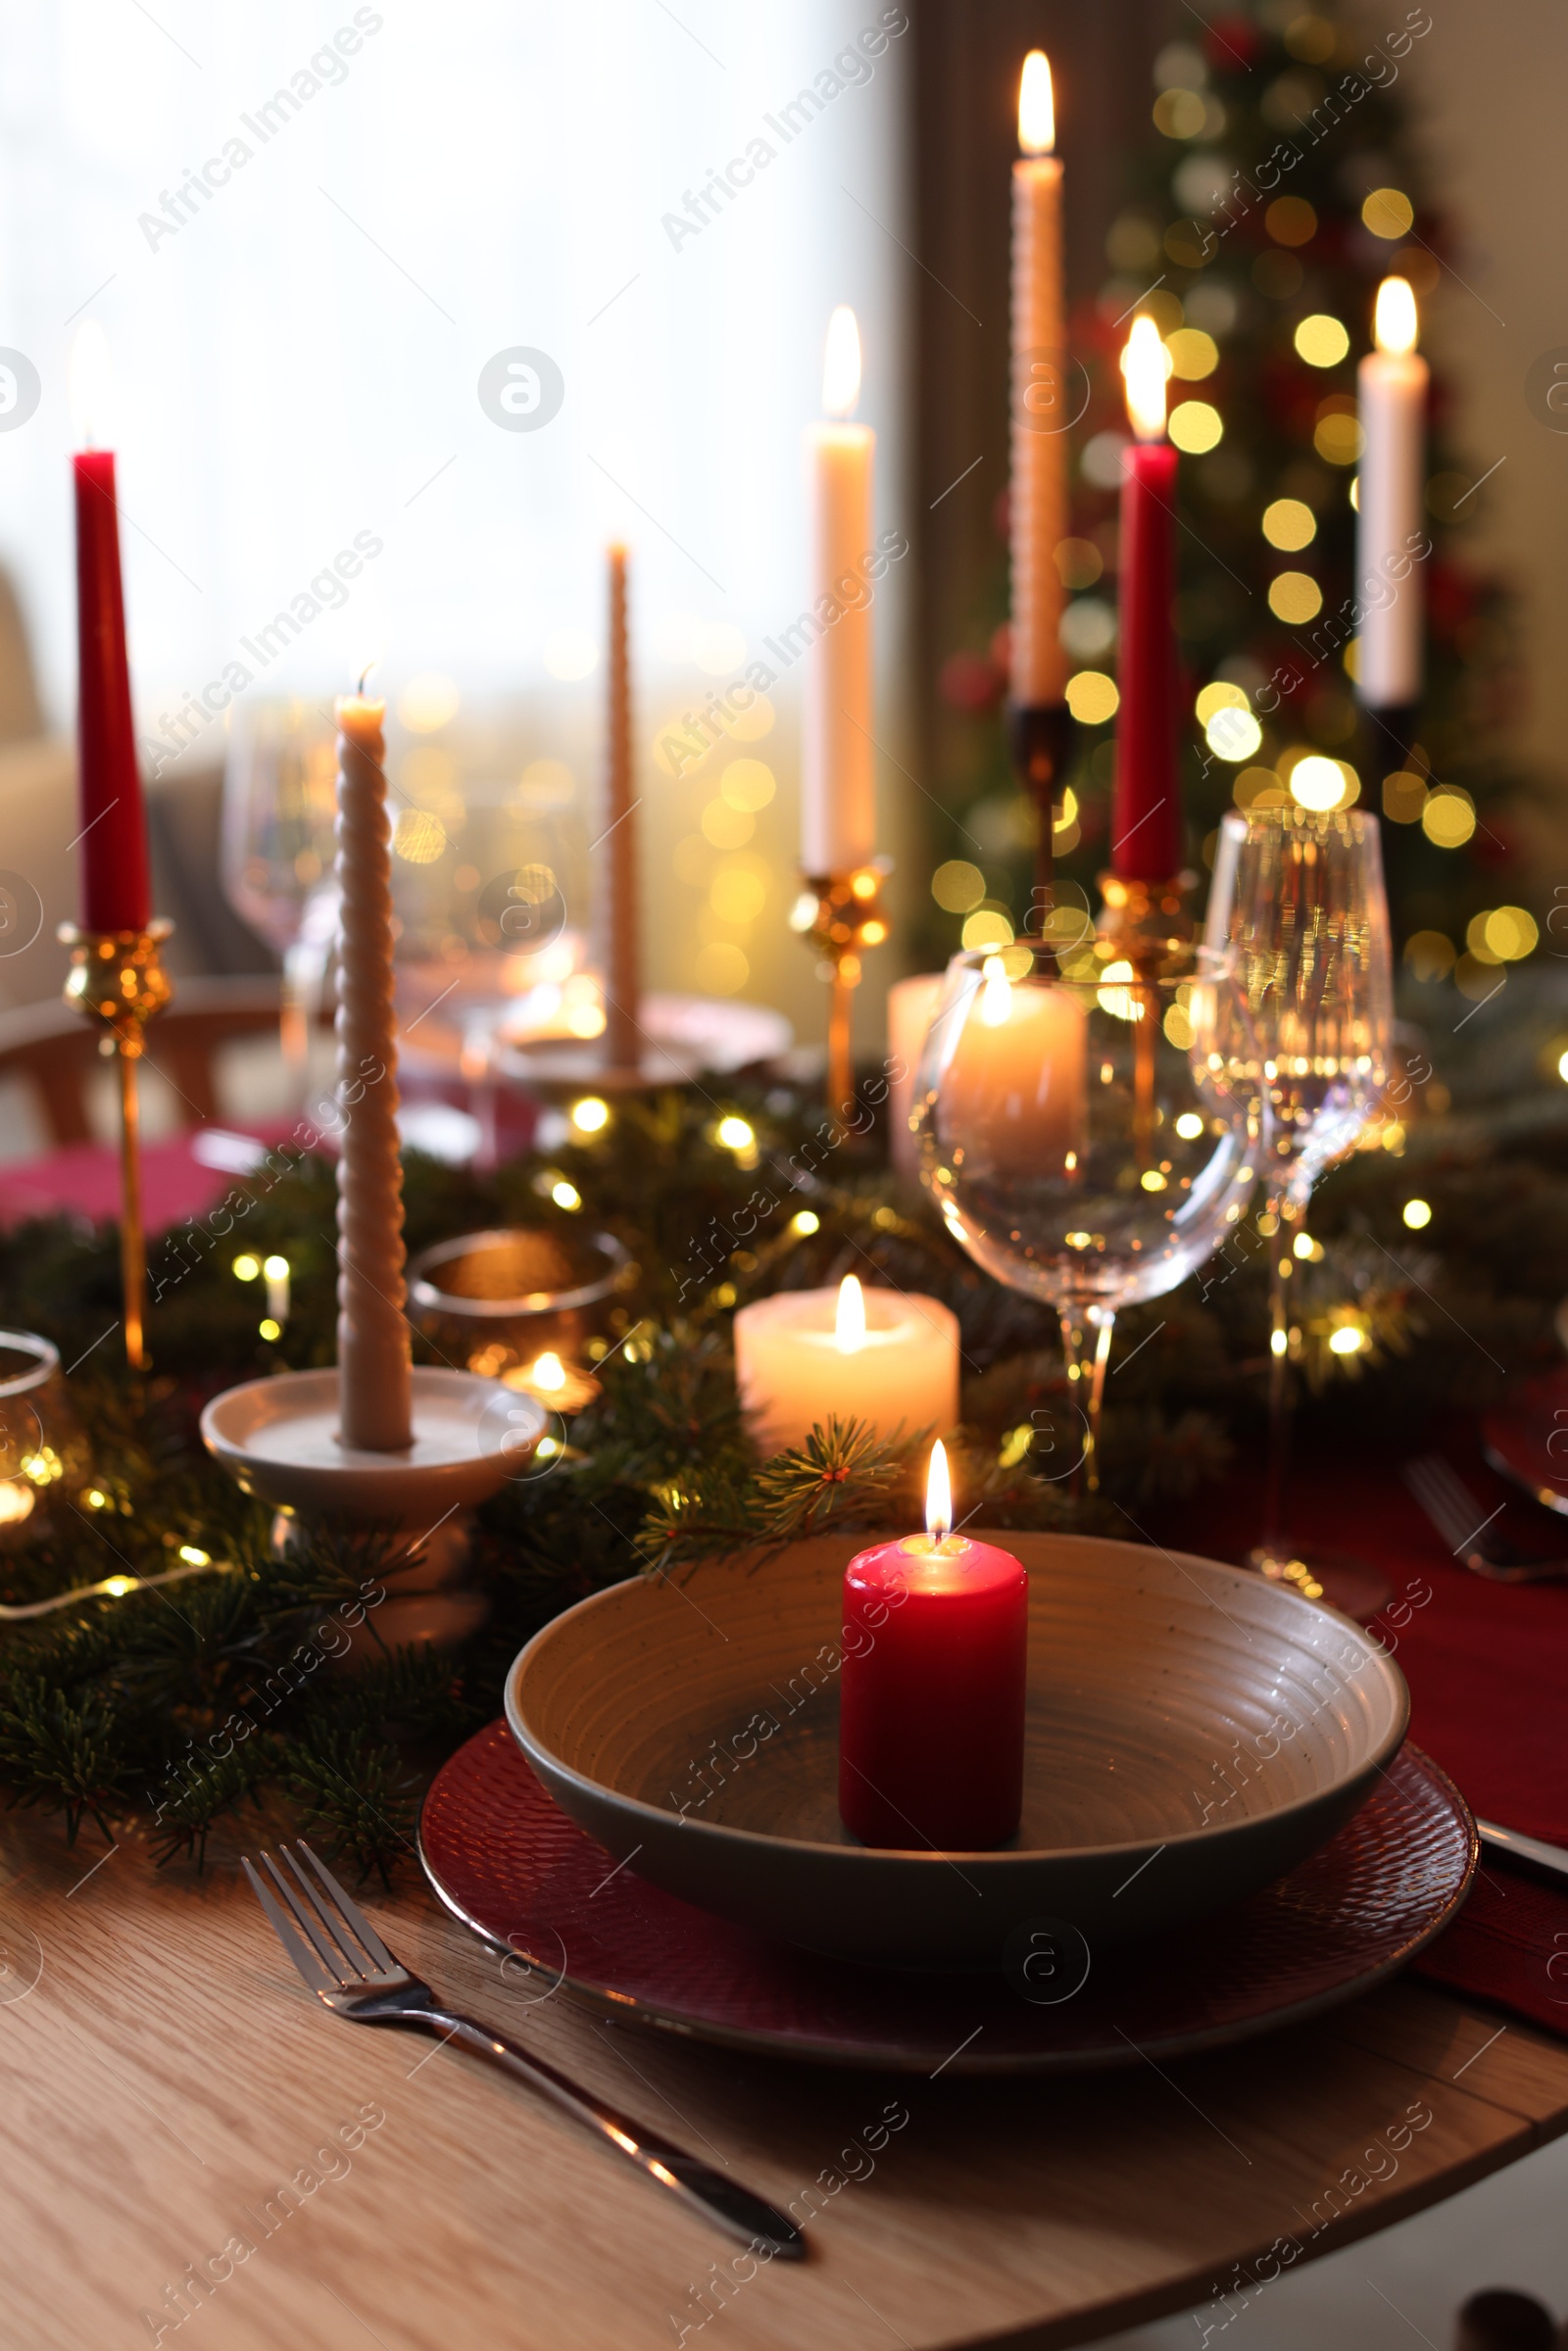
left=838, top=1444, right=1028, bottom=1850
left=74, top=438, right=150, bottom=934
left=1110, top=317, right=1182, bottom=883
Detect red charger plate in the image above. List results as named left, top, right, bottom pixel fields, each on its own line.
left=418, top=1721, right=1476, bottom=2076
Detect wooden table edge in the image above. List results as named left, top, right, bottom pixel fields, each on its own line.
left=938, top=1983, right=1568, bottom=2351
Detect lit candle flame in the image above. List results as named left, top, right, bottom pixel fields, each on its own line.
left=834, top=1273, right=865, bottom=1353
left=925, top=1440, right=953, bottom=1541
left=980, top=954, right=1012, bottom=1027
left=1121, top=315, right=1172, bottom=442
left=1373, top=275, right=1418, bottom=357
left=69, top=319, right=113, bottom=450
left=1018, top=50, right=1054, bottom=155
left=530, top=1351, right=566, bottom=1392
left=822, top=305, right=861, bottom=419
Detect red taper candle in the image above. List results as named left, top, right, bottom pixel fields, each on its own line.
left=838, top=1444, right=1028, bottom=1850
left=72, top=326, right=150, bottom=934
left=1111, top=317, right=1182, bottom=883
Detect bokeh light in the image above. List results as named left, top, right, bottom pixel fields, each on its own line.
left=1421, top=786, right=1477, bottom=848
left=932, top=859, right=986, bottom=913
left=1268, top=571, right=1323, bottom=622
left=1264, top=195, right=1317, bottom=245
left=961, top=908, right=1014, bottom=951
left=1165, top=327, right=1219, bottom=379
left=1262, top=498, right=1317, bottom=550
left=1294, top=314, right=1349, bottom=367
left=1204, top=704, right=1263, bottom=761
left=1362, top=187, right=1415, bottom=239
left=1065, top=670, right=1119, bottom=723
left=1169, top=400, right=1223, bottom=453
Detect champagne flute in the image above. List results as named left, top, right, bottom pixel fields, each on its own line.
left=1202, top=806, right=1394, bottom=1612
left=913, top=944, right=1262, bottom=1493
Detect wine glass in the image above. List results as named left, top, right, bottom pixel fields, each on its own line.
left=1203, top=806, right=1395, bottom=1612
left=912, top=944, right=1262, bottom=1492
left=220, top=700, right=340, bottom=1099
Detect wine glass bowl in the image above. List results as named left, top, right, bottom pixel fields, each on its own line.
left=220, top=699, right=339, bottom=955
left=1206, top=806, right=1393, bottom=1202
left=912, top=946, right=1262, bottom=1487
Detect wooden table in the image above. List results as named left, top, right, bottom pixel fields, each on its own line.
left=5, top=1812, right=1566, bottom=2351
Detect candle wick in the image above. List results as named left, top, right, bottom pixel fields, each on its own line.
left=357, top=659, right=378, bottom=696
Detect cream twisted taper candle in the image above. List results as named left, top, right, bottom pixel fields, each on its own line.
left=334, top=688, right=413, bottom=1451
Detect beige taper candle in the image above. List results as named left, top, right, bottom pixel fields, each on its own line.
left=603, top=544, right=639, bottom=1073
left=334, top=689, right=413, bottom=1451
left=1009, top=50, right=1068, bottom=707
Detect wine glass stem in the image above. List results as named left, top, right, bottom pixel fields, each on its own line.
left=1261, top=1190, right=1307, bottom=1553
left=1059, top=1306, right=1115, bottom=1496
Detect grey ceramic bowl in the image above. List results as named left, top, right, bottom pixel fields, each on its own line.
left=505, top=1530, right=1408, bottom=1966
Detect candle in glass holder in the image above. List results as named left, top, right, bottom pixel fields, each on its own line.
left=734, top=1275, right=958, bottom=1455
left=839, top=1443, right=1028, bottom=1850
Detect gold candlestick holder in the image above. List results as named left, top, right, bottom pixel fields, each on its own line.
left=61, top=919, right=173, bottom=1370
left=1095, top=873, right=1197, bottom=1168
left=1095, top=870, right=1198, bottom=967
left=791, top=862, right=890, bottom=1116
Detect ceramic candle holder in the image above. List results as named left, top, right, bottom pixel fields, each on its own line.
left=201, top=1367, right=545, bottom=1650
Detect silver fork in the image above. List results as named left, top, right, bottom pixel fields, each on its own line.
left=1403, top=1454, right=1568, bottom=1584
left=243, top=1840, right=804, bottom=2259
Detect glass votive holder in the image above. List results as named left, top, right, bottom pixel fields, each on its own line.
left=0, top=1332, right=90, bottom=1546
left=407, top=1227, right=635, bottom=1405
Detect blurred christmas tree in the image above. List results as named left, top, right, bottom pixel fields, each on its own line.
left=930, top=0, right=1546, bottom=1069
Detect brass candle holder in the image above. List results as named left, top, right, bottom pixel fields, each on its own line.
left=1095, top=872, right=1198, bottom=1165
left=791, top=862, right=889, bottom=1116
left=1008, top=702, right=1075, bottom=959
left=61, top=919, right=173, bottom=1370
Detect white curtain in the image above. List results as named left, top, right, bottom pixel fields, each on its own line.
left=0, top=0, right=910, bottom=745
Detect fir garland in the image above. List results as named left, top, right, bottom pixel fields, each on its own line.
left=0, top=1076, right=1563, bottom=1881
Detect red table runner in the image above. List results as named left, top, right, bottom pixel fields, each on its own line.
left=1166, top=1426, right=1568, bottom=2035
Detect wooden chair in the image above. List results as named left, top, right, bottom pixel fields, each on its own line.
left=0, top=975, right=290, bottom=1147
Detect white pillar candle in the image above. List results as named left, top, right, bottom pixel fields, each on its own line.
left=334, top=688, right=413, bottom=1451
left=735, top=1275, right=959, bottom=1456
left=931, top=955, right=1087, bottom=1176
left=1355, top=276, right=1428, bottom=710
left=802, top=307, right=876, bottom=876
left=1009, top=51, right=1068, bottom=709
left=886, top=971, right=946, bottom=1177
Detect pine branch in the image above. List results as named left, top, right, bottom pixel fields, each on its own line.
left=645, top=1414, right=918, bottom=1571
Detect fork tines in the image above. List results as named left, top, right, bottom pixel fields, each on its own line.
left=1402, top=1454, right=1478, bottom=1553
left=243, top=1841, right=401, bottom=1990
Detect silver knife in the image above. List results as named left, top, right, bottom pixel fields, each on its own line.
left=1478, top=1819, right=1568, bottom=1883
